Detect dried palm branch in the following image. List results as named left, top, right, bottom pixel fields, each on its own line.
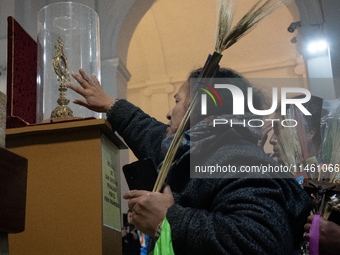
left=330, top=111, right=340, bottom=182
left=152, top=100, right=195, bottom=191
left=274, top=121, right=296, bottom=170
left=321, top=107, right=340, bottom=182
left=215, top=0, right=291, bottom=53
left=287, top=107, right=305, bottom=166
left=322, top=112, right=339, bottom=164
left=153, top=0, right=292, bottom=192
left=274, top=106, right=306, bottom=175
left=324, top=194, right=340, bottom=220
left=293, top=107, right=309, bottom=160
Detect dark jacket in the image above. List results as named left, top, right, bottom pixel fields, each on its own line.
left=122, top=224, right=141, bottom=255
left=108, top=99, right=313, bottom=255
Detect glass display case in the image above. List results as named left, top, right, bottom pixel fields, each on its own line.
left=37, top=2, right=101, bottom=122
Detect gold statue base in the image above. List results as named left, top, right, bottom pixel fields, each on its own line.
left=50, top=104, right=74, bottom=118
left=40, top=116, right=82, bottom=124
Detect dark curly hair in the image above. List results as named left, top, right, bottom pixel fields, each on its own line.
left=184, top=67, right=267, bottom=123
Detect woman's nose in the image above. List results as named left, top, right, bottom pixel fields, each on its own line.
left=166, top=109, right=172, bottom=120
left=269, top=133, right=277, bottom=145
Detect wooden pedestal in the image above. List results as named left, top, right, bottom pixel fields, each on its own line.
left=6, top=119, right=126, bottom=255
left=0, top=147, right=27, bottom=255
left=0, top=147, right=27, bottom=233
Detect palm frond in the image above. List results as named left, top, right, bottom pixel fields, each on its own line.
left=215, top=0, right=234, bottom=53
left=153, top=0, right=292, bottom=192
left=215, top=0, right=292, bottom=53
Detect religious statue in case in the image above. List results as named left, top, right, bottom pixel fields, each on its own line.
left=51, top=35, right=74, bottom=119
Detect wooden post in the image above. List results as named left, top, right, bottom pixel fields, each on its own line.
left=0, top=92, right=5, bottom=147
left=0, top=233, right=9, bottom=255
left=0, top=92, right=8, bottom=255
left=0, top=148, right=28, bottom=254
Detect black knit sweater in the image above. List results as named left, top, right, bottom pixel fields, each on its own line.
left=107, top=99, right=313, bottom=255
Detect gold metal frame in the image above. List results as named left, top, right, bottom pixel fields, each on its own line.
left=50, top=35, right=74, bottom=119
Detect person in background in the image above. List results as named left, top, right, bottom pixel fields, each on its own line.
left=261, top=95, right=340, bottom=255
left=268, top=95, right=323, bottom=165
left=137, top=231, right=149, bottom=255
left=122, top=209, right=141, bottom=255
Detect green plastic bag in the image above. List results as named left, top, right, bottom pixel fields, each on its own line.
left=149, top=217, right=175, bottom=255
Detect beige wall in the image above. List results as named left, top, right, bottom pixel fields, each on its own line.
left=126, top=0, right=307, bottom=161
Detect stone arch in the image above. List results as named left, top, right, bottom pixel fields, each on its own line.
left=98, top=0, right=155, bottom=62
left=115, top=0, right=157, bottom=65
left=98, top=0, right=156, bottom=100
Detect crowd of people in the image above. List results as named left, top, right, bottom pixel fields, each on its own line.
left=67, top=67, right=340, bottom=255
left=261, top=95, right=340, bottom=255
